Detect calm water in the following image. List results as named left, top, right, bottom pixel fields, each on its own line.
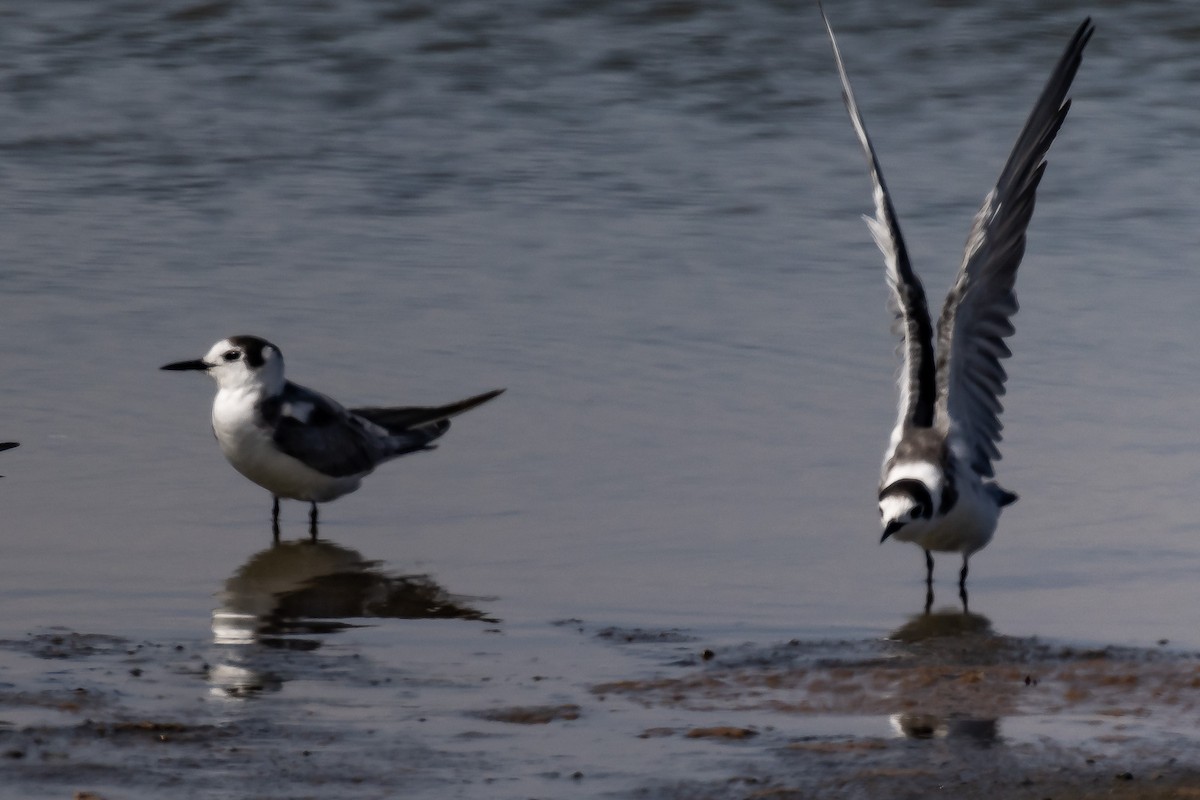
left=0, top=0, right=1196, bottom=793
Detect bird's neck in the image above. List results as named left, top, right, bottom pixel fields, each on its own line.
left=212, top=381, right=277, bottom=428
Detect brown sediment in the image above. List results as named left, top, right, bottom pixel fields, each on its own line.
left=592, top=625, right=1200, bottom=724
left=3, top=622, right=1200, bottom=798
left=589, top=617, right=1200, bottom=798
left=637, top=726, right=677, bottom=739
left=473, top=703, right=582, bottom=724
left=684, top=726, right=758, bottom=740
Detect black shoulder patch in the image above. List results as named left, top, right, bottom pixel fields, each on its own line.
left=938, top=475, right=958, bottom=515
left=256, top=395, right=283, bottom=426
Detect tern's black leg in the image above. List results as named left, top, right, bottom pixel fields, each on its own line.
left=271, top=497, right=281, bottom=544
left=308, top=502, right=319, bottom=541
left=959, top=558, right=970, bottom=612
left=923, top=549, right=935, bottom=614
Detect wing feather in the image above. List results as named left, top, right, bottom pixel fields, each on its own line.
left=263, top=382, right=446, bottom=478
left=821, top=6, right=938, bottom=442
left=352, top=389, right=504, bottom=434
left=935, top=19, right=1094, bottom=477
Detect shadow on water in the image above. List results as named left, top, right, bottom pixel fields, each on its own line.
left=209, top=536, right=496, bottom=697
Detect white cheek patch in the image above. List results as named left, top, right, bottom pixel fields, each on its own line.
left=879, top=494, right=915, bottom=524
left=883, top=461, right=942, bottom=491
left=205, top=341, right=234, bottom=363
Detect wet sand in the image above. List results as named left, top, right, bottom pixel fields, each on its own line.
left=596, top=611, right=1200, bottom=798
left=3, top=610, right=1200, bottom=799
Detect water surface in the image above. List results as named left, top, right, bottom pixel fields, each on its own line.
left=0, top=0, right=1195, bottom=795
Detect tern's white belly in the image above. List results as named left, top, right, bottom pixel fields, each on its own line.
left=892, top=480, right=999, bottom=556
left=211, top=395, right=363, bottom=503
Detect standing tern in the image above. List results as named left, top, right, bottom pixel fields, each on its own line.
left=163, top=335, right=503, bottom=539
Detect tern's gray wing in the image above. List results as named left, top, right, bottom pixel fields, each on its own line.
left=822, top=7, right=938, bottom=441
left=352, top=389, right=504, bottom=434
left=262, top=382, right=445, bottom=478
left=934, top=19, right=1093, bottom=478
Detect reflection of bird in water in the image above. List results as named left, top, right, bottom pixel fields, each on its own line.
left=921, top=577, right=977, bottom=616
left=209, top=539, right=495, bottom=698
left=213, top=539, right=495, bottom=646
left=889, top=713, right=999, bottom=745
left=821, top=8, right=1094, bottom=603
left=207, top=662, right=286, bottom=699
left=887, top=607, right=1005, bottom=747
left=162, top=334, right=503, bottom=540
left=888, top=607, right=992, bottom=644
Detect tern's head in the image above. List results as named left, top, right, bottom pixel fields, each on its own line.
left=878, top=477, right=937, bottom=542
left=161, top=335, right=285, bottom=394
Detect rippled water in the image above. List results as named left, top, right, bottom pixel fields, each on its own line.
left=0, top=0, right=1196, bottom=794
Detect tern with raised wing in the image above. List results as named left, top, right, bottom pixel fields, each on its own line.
left=821, top=9, right=1094, bottom=605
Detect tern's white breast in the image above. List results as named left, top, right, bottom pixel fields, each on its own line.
left=210, top=388, right=362, bottom=503
left=891, top=474, right=999, bottom=555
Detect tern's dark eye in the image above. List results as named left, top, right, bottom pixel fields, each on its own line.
left=911, top=505, right=925, bottom=519
left=223, top=350, right=240, bottom=362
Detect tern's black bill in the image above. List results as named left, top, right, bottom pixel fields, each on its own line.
left=881, top=521, right=905, bottom=542
left=161, top=359, right=209, bottom=372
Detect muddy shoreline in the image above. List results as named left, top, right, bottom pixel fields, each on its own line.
left=1, top=611, right=1200, bottom=799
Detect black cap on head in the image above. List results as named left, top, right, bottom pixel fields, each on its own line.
left=226, top=335, right=279, bottom=368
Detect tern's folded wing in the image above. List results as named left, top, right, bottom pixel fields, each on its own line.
left=260, top=382, right=384, bottom=478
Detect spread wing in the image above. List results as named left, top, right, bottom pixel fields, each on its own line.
left=352, top=388, right=504, bottom=434
left=935, top=19, right=1093, bottom=477
left=821, top=6, right=938, bottom=446
left=263, top=382, right=446, bottom=478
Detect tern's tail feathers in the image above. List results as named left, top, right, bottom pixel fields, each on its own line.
left=382, top=419, right=452, bottom=459
left=352, top=388, right=505, bottom=435
left=986, top=484, right=1018, bottom=508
